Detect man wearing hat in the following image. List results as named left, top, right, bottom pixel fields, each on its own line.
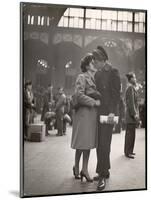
left=93, top=46, right=121, bottom=191
left=124, top=72, right=139, bottom=159
left=24, top=80, right=35, bottom=139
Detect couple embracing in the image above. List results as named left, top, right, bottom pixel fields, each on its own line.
left=71, top=46, right=121, bottom=191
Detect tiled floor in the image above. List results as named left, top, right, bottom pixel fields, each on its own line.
left=23, top=127, right=146, bottom=197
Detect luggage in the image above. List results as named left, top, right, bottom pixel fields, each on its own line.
left=44, top=111, right=56, bottom=120
left=27, top=123, right=46, bottom=142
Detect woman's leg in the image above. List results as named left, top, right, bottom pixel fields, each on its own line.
left=82, top=150, right=90, bottom=175
left=74, top=149, right=82, bottom=174
left=80, top=150, right=93, bottom=182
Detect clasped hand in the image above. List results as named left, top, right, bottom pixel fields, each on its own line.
left=107, top=113, right=115, bottom=124
left=95, top=100, right=101, bottom=106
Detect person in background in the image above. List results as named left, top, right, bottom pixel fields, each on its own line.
left=114, top=92, right=125, bottom=133
left=63, top=96, right=72, bottom=134
left=124, top=72, right=139, bottom=159
left=41, top=84, right=54, bottom=136
left=139, top=99, right=145, bottom=128
left=71, top=53, right=100, bottom=182
left=55, top=87, right=67, bottom=136
left=93, top=46, right=121, bottom=191
left=34, top=84, right=44, bottom=114
left=41, top=84, right=53, bottom=121
left=24, top=80, right=35, bottom=139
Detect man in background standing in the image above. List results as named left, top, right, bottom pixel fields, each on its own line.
left=124, top=72, right=139, bottom=159
left=41, top=84, right=54, bottom=135
left=24, top=80, right=35, bottom=139
left=55, top=87, right=67, bottom=136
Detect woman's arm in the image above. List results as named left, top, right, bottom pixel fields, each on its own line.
left=75, top=74, right=97, bottom=107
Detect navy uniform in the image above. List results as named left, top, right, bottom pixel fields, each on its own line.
left=95, top=63, right=121, bottom=178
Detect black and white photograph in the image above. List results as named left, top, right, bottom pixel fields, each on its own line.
left=20, top=2, right=147, bottom=198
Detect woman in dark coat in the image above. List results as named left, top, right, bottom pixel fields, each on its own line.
left=71, top=53, right=101, bottom=182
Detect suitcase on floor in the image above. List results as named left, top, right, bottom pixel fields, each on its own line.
left=27, top=123, right=46, bottom=142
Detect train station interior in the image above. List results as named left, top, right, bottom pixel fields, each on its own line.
left=22, top=3, right=146, bottom=197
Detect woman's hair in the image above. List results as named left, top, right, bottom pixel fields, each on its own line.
left=80, top=53, right=94, bottom=72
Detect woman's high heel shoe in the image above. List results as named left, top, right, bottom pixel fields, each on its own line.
left=73, top=166, right=80, bottom=179
left=80, top=171, right=93, bottom=182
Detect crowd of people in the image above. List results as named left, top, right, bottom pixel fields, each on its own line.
left=24, top=83, right=72, bottom=139
left=24, top=45, right=144, bottom=191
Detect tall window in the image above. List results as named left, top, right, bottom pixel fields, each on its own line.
left=26, top=14, right=54, bottom=26
left=58, top=8, right=84, bottom=28
left=134, top=12, right=145, bottom=33
left=58, top=8, right=145, bottom=33
left=26, top=8, right=146, bottom=33
left=117, top=11, right=133, bottom=32
left=85, top=9, right=101, bottom=29
left=85, top=10, right=135, bottom=32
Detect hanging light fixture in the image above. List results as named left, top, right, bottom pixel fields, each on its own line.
left=104, top=40, right=117, bottom=48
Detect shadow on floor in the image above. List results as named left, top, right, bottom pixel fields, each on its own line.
left=9, top=190, right=19, bottom=197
